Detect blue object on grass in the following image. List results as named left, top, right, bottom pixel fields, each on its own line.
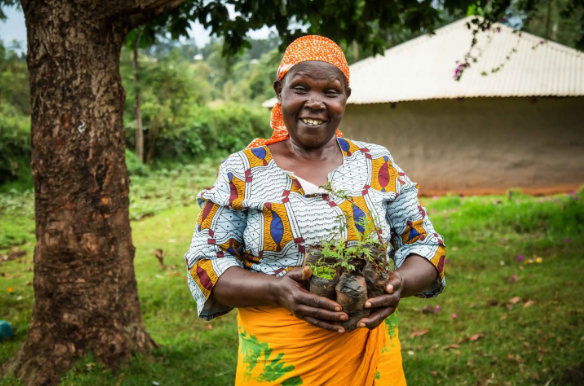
left=0, top=320, right=14, bottom=341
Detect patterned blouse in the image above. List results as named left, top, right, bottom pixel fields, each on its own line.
left=185, top=138, right=446, bottom=320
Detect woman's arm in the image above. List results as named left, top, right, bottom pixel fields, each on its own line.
left=393, top=254, right=439, bottom=298
left=211, top=265, right=350, bottom=333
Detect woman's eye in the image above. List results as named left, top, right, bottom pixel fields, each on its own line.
left=326, top=89, right=340, bottom=96
left=293, top=86, right=307, bottom=92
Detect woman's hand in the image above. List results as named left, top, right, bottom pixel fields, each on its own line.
left=358, top=270, right=403, bottom=330
left=271, top=266, right=349, bottom=333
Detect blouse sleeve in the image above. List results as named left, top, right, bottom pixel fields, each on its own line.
left=184, top=156, right=246, bottom=320
left=384, top=153, right=446, bottom=298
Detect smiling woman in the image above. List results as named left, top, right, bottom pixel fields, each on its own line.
left=185, top=36, right=447, bottom=386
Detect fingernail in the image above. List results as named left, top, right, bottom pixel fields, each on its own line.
left=341, top=315, right=348, bottom=321
left=337, top=329, right=344, bottom=334
left=335, top=307, right=342, bottom=312
left=387, top=285, right=394, bottom=293
left=359, top=323, right=366, bottom=328
left=364, top=302, right=371, bottom=308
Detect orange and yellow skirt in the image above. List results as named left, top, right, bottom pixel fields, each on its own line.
left=235, top=307, right=406, bottom=386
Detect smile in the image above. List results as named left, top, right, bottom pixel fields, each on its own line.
left=300, top=118, right=325, bottom=126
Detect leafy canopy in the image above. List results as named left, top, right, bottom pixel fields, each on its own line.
left=136, top=0, right=584, bottom=57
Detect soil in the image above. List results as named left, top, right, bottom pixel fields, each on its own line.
left=304, top=244, right=389, bottom=332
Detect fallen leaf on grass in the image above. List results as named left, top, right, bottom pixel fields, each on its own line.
left=524, top=300, right=536, bottom=307
left=431, top=371, right=438, bottom=377
left=409, top=329, right=429, bottom=338
left=537, top=347, right=551, bottom=353
left=204, top=324, right=213, bottom=331
left=6, top=287, right=14, bottom=293
left=421, top=305, right=435, bottom=314
left=507, top=354, right=525, bottom=363
left=167, top=272, right=181, bottom=278
left=0, top=250, right=27, bottom=262
left=444, top=344, right=460, bottom=350
left=469, top=333, right=485, bottom=342
left=487, top=299, right=499, bottom=307
left=509, top=296, right=522, bottom=304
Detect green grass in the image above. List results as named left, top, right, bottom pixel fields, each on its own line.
left=1, top=185, right=583, bottom=385
left=0, top=161, right=218, bottom=248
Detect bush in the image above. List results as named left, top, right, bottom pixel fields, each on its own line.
left=125, top=149, right=150, bottom=176
left=0, top=104, right=30, bottom=186
left=126, top=103, right=271, bottom=164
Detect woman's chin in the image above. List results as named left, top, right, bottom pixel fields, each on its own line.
left=294, top=126, right=335, bottom=146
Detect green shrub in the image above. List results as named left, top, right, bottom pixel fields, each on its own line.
left=125, top=149, right=150, bottom=176
left=0, top=104, right=30, bottom=186
left=127, top=103, right=271, bottom=163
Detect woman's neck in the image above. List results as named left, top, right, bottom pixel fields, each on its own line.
left=285, top=136, right=341, bottom=162
left=267, top=136, right=343, bottom=187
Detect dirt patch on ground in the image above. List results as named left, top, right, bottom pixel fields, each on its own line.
left=557, top=362, right=584, bottom=385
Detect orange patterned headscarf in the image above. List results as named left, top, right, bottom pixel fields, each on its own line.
left=247, top=35, right=350, bottom=148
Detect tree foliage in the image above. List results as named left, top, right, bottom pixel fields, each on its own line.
left=131, top=0, right=584, bottom=60
left=0, top=41, right=29, bottom=185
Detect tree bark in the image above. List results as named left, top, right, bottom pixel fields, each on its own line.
left=0, top=0, right=187, bottom=384
left=133, top=36, right=144, bottom=162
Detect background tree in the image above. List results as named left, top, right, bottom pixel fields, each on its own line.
left=0, top=0, right=583, bottom=385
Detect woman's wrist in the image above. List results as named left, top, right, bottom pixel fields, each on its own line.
left=395, top=254, right=438, bottom=297
left=266, top=275, right=284, bottom=307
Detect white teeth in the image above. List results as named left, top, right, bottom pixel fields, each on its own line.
left=301, top=118, right=324, bottom=126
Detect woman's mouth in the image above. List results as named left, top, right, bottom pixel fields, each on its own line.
left=300, top=118, right=325, bottom=126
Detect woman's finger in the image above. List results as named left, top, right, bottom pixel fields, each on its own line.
left=285, top=267, right=307, bottom=282
left=297, top=290, right=344, bottom=312
left=358, top=307, right=395, bottom=329
left=285, top=265, right=313, bottom=283
left=364, top=293, right=400, bottom=309
left=386, top=271, right=402, bottom=294
left=303, top=316, right=345, bottom=333
left=295, top=304, right=348, bottom=322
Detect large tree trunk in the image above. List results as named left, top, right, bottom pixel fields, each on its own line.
left=0, top=0, right=187, bottom=384
left=133, top=36, right=144, bottom=162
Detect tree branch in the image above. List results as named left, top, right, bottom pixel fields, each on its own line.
left=107, top=0, right=189, bottom=29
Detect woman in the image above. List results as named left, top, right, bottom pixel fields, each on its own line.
left=185, top=35, right=446, bottom=386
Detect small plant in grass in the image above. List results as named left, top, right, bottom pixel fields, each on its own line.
left=303, top=183, right=390, bottom=331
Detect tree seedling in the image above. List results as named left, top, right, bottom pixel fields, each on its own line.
left=303, top=184, right=390, bottom=331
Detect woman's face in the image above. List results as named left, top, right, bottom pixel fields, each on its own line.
left=274, top=61, right=351, bottom=150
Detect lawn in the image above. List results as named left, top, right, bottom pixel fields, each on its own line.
left=1, top=180, right=583, bottom=385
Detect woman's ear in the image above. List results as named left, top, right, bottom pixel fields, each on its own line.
left=345, top=86, right=352, bottom=99
left=273, top=80, right=283, bottom=102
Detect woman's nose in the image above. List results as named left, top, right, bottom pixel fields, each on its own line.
left=304, top=94, right=326, bottom=110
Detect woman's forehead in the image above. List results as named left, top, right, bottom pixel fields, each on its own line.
left=284, top=61, right=347, bottom=85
